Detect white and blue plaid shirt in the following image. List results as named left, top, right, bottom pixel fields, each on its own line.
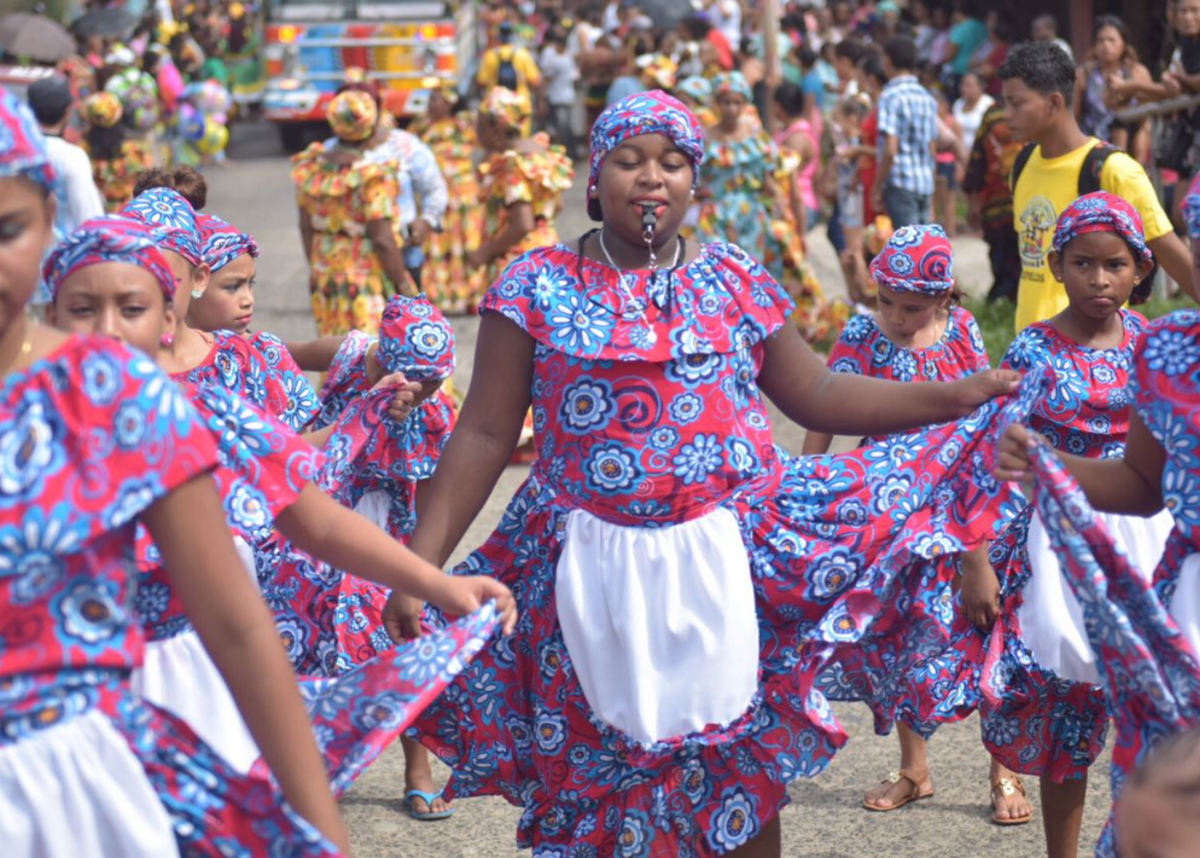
left=876, top=74, right=937, bottom=195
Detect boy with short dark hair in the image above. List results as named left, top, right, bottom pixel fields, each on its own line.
left=999, top=40, right=1194, bottom=331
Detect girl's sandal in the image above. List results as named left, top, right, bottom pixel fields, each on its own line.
left=862, top=769, right=934, bottom=812
left=990, top=776, right=1034, bottom=826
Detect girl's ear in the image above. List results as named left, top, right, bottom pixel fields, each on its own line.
left=1047, top=249, right=1065, bottom=283
left=1136, top=256, right=1156, bottom=285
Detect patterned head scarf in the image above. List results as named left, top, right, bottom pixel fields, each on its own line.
left=587, top=90, right=706, bottom=222
left=479, top=86, right=531, bottom=132
left=83, top=91, right=123, bottom=129
left=712, top=71, right=752, bottom=102
left=44, top=215, right=177, bottom=302
left=196, top=213, right=259, bottom=272
left=122, top=187, right=204, bottom=267
left=869, top=224, right=955, bottom=296
left=377, top=295, right=456, bottom=381
left=0, top=88, right=57, bottom=194
left=676, top=76, right=712, bottom=106
left=327, top=89, right=378, bottom=143
left=1052, top=191, right=1152, bottom=262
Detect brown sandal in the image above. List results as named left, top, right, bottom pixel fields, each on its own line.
left=862, top=769, right=934, bottom=812
left=990, top=776, right=1034, bottom=826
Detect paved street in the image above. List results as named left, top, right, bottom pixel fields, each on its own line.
left=215, top=120, right=1111, bottom=857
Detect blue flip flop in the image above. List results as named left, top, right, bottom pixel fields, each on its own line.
left=404, top=789, right=455, bottom=821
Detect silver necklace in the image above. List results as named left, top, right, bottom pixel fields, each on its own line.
left=597, top=230, right=680, bottom=347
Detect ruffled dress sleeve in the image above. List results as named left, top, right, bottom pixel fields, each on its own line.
left=3, top=336, right=218, bottom=555
left=479, top=242, right=795, bottom=363
left=248, top=331, right=320, bottom=433
left=826, top=313, right=878, bottom=376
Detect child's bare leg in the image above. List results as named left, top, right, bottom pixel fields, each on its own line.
left=1040, top=772, right=1086, bottom=857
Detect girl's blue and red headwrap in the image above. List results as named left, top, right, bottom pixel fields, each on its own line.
left=1052, top=191, right=1152, bottom=262
left=587, top=90, right=706, bottom=222
left=869, top=224, right=956, bottom=296
left=197, top=213, right=260, bottom=272
left=44, top=215, right=178, bottom=302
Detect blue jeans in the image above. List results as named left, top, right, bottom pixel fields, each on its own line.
left=883, top=185, right=932, bottom=228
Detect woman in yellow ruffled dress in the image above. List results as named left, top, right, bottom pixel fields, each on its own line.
left=467, top=87, right=574, bottom=285
left=470, top=87, right=573, bottom=461
left=82, top=93, right=154, bottom=212
left=291, top=90, right=414, bottom=336
left=412, top=82, right=487, bottom=314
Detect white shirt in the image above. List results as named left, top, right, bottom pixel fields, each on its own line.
left=602, top=1, right=620, bottom=33
left=539, top=46, right=579, bottom=105
left=43, top=135, right=104, bottom=233
left=710, top=0, right=742, bottom=47
left=952, top=93, right=994, bottom=151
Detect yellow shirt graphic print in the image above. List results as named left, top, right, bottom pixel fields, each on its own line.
left=1011, top=139, right=1173, bottom=333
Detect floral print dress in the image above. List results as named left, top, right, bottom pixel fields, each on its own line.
left=0, top=336, right=335, bottom=854
left=407, top=242, right=1019, bottom=856
left=815, top=304, right=1000, bottom=736
left=132, top=379, right=496, bottom=792
left=176, top=329, right=317, bottom=433
left=291, top=142, right=404, bottom=336
left=992, top=314, right=1200, bottom=853
left=696, top=131, right=781, bottom=280
left=974, top=311, right=1179, bottom=784
left=479, top=138, right=574, bottom=285
left=416, top=115, right=487, bottom=313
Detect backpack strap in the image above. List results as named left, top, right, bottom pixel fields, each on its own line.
left=1079, top=141, right=1119, bottom=196
left=1009, top=142, right=1036, bottom=193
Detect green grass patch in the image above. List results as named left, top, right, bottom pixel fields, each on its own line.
left=962, top=296, right=1194, bottom=366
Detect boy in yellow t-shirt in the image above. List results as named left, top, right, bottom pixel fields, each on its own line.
left=999, top=42, right=1193, bottom=332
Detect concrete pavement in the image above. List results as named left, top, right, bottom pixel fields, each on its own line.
left=213, top=120, right=1107, bottom=857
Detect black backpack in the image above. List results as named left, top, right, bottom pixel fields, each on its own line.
left=496, top=47, right=520, bottom=91
left=1010, top=140, right=1155, bottom=303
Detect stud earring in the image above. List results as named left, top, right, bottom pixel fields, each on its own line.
left=190, top=287, right=204, bottom=300
left=160, top=333, right=174, bottom=347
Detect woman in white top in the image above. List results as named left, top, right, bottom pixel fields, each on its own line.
left=951, top=71, right=994, bottom=152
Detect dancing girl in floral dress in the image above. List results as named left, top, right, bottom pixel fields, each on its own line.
left=0, top=87, right=350, bottom=856
left=802, top=224, right=1031, bottom=824
left=390, top=90, right=1023, bottom=856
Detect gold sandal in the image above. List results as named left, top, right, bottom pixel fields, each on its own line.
left=990, top=776, right=1034, bottom=826
left=862, top=769, right=934, bottom=812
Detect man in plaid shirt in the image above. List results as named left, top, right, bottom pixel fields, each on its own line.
left=870, top=36, right=938, bottom=227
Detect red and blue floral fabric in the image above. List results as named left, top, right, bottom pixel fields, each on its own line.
left=133, top=379, right=497, bottom=795
left=311, top=315, right=456, bottom=551
left=975, top=312, right=1149, bottom=782
left=813, top=301, right=995, bottom=736
left=246, top=330, right=320, bottom=433
left=1021, top=424, right=1200, bottom=855
left=0, top=336, right=335, bottom=854
left=175, top=330, right=314, bottom=434
left=407, top=241, right=1019, bottom=856
left=827, top=305, right=990, bottom=441
left=134, top=380, right=322, bottom=641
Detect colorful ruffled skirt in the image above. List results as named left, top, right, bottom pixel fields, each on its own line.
left=408, top=409, right=1017, bottom=855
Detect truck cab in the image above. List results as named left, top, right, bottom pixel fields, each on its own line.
left=262, top=0, right=478, bottom=151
